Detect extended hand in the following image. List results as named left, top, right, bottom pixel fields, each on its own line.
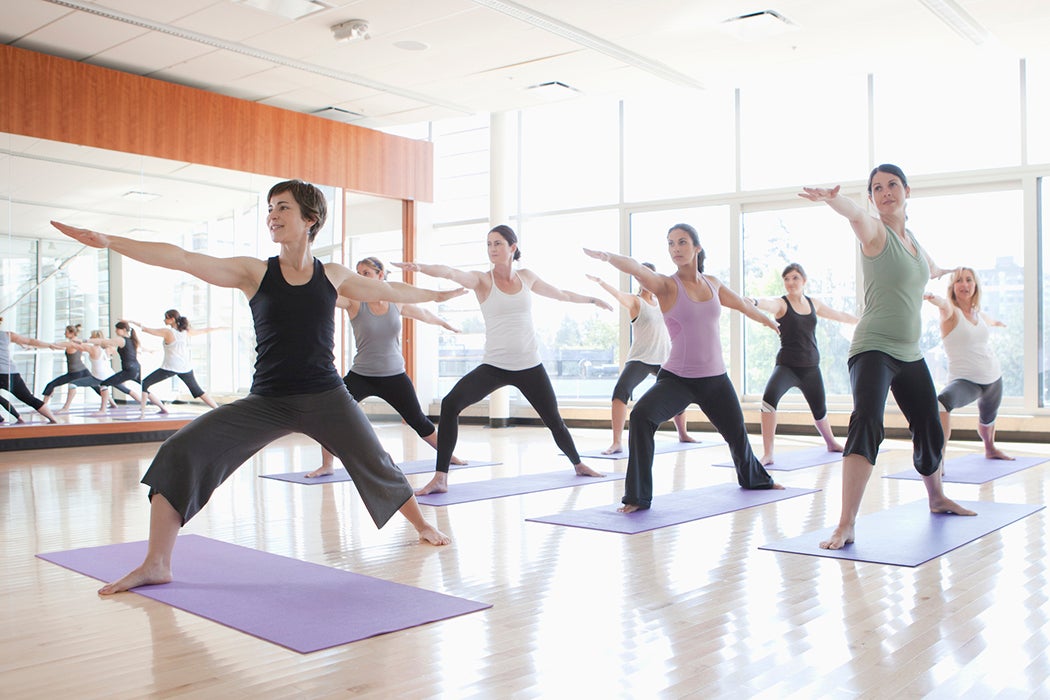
left=51, top=221, right=110, bottom=248
left=435, top=287, right=469, bottom=302
left=582, top=248, right=610, bottom=262
left=390, top=261, right=418, bottom=272
left=798, top=185, right=841, bottom=202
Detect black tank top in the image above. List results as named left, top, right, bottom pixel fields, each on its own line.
left=117, top=336, right=140, bottom=371
left=776, top=295, right=819, bottom=367
left=249, top=257, right=344, bottom=396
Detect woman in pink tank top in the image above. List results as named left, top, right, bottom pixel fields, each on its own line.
left=585, top=223, right=783, bottom=512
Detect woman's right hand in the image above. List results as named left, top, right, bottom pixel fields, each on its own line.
left=582, top=248, right=610, bottom=262
left=51, top=221, right=111, bottom=249
left=798, top=185, right=841, bottom=202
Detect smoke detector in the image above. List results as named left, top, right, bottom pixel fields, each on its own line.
left=331, top=19, right=370, bottom=43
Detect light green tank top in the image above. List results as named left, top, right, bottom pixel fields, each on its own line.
left=849, top=224, right=929, bottom=362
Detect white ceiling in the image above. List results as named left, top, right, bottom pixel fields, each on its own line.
left=2, top=0, right=1049, bottom=243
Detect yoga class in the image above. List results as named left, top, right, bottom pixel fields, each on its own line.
left=4, top=1, right=1050, bottom=697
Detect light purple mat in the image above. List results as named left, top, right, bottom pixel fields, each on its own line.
left=526, top=484, right=819, bottom=534
left=261, top=459, right=501, bottom=485
left=36, top=534, right=490, bottom=653
left=112, top=412, right=199, bottom=421
left=759, top=500, right=1043, bottom=566
left=415, top=471, right=626, bottom=506
left=573, top=439, right=721, bottom=461
left=883, top=454, right=1049, bottom=485
left=713, top=446, right=843, bottom=472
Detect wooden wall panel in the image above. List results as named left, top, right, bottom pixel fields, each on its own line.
left=0, top=44, right=433, bottom=202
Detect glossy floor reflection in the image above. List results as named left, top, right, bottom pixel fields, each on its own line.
left=3, top=423, right=1048, bottom=697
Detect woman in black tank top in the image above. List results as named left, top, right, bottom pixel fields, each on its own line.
left=52, top=179, right=465, bottom=595
left=747, top=263, right=857, bottom=465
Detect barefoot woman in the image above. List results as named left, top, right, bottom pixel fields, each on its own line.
left=52, top=180, right=463, bottom=594
left=801, top=164, right=976, bottom=550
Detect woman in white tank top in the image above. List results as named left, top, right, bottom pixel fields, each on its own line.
left=924, top=267, right=1011, bottom=460
left=396, top=224, right=613, bottom=496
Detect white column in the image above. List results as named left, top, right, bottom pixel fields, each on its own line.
left=488, top=111, right=512, bottom=428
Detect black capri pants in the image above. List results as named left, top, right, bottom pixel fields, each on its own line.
left=142, top=368, right=206, bottom=398
left=761, top=364, right=828, bottom=420
left=611, top=360, right=661, bottom=403
left=938, top=377, right=1003, bottom=426
left=0, top=372, right=45, bottom=415
left=436, top=363, right=580, bottom=472
left=844, top=350, right=943, bottom=476
left=345, top=371, right=435, bottom=438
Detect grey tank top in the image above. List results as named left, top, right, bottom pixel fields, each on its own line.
left=349, top=302, right=406, bottom=377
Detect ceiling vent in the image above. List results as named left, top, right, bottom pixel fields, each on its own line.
left=526, top=81, right=582, bottom=101
left=311, top=106, right=368, bottom=124
left=721, top=10, right=797, bottom=39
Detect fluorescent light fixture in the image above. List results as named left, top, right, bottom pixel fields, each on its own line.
left=122, top=190, right=161, bottom=202
left=720, top=10, right=797, bottom=40
left=917, top=0, right=988, bottom=45
left=233, top=0, right=329, bottom=21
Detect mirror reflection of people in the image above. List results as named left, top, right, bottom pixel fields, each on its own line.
left=132, top=310, right=225, bottom=414
left=800, top=164, right=976, bottom=550
left=52, top=179, right=463, bottom=594
left=0, top=316, right=58, bottom=424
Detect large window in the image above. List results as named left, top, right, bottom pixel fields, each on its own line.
left=432, top=115, right=491, bottom=224
left=1042, top=177, right=1050, bottom=406
left=741, top=204, right=858, bottom=397
left=623, top=89, right=735, bottom=201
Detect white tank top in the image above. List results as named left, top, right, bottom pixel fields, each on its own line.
left=625, top=297, right=671, bottom=365
left=942, top=308, right=1001, bottom=384
left=161, top=330, right=192, bottom=373
left=480, top=271, right=541, bottom=371
left=90, top=348, right=112, bottom=378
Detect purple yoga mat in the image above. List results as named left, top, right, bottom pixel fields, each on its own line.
left=112, top=412, right=199, bottom=422
left=574, top=439, right=721, bottom=461
left=37, top=535, right=490, bottom=653
left=883, top=454, right=1049, bottom=485
left=415, top=471, right=626, bottom=506
left=526, top=484, right=819, bottom=534
left=713, top=446, right=843, bottom=472
left=261, top=459, right=501, bottom=485
left=759, top=500, right=1043, bottom=566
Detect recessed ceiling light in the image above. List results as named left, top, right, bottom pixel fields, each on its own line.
left=233, top=0, right=330, bottom=21
left=721, top=10, right=797, bottom=40
left=917, top=0, right=988, bottom=45
left=122, top=190, right=161, bottom=202
left=526, top=81, right=582, bottom=101
left=393, top=40, right=430, bottom=51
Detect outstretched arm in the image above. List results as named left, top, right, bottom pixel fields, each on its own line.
left=329, top=265, right=467, bottom=305
left=8, top=332, right=54, bottom=350
left=798, top=186, right=883, bottom=253
left=583, top=248, right=673, bottom=299
left=51, top=221, right=264, bottom=296
left=922, top=292, right=953, bottom=321
left=716, top=279, right=779, bottom=333
left=521, top=269, right=613, bottom=310
left=131, top=322, right=174, bottom=341
left=186, top=326, right=229, bottom=337
left=400, top=304, right=461, bottom=332
left=981, top=311, right=1006, bottom=328
left=586, top=273, right=640, bottom=315
left=813, top=298, right=859, bottom=324
left=748, top=296, right=787, bottom=317
left=390, top=261, right=485, bottom=290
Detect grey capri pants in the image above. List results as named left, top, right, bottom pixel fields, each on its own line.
left=938, top=377, right=1003, bottom=426
left=141, top=386, right=413, bottom=528
left=844, top=350, right=943, bottom=476
left=611, top=360, right=661, bottom=403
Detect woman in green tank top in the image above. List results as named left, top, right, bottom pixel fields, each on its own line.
left=800, top=164, right=975, bottom=551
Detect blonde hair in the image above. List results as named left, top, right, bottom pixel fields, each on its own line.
left=948, top=267, right=981, bottom=311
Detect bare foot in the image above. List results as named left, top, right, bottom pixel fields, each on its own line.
left=157, top=405, right=169, bottom=415
left=678, top=435, right=698, bottom=444
left=770, top=482, right=785, bottom=490
left=601, top=444, right=623, bottom=455
left=417, top=525, right=451, bottom=546
left=819, top=525, right=855, bottom=550
left=98, top=562, right=173, bottom=595
left=39, top=406, right=58, bottom=424
left=305, top=466, right=335, bottom=478
left=828, top=442, right=845, bottom=453
left=985, top=448, right=1013, bottom=461
left=575, top=462, right=604, bottom=477
left=55, top=408, right=71, bottom=415
left=415, top=473, right=448, bottom=496
left=450, top=455, right=467, bottom=466
left=929, top=496, right=976, bottom=516
left=617, top=503, right=645, bottom=513
left=90, top=410, right=108, bottom=417
left=760, top=453, right=774, bottom=466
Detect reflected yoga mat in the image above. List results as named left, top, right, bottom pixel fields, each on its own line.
left=574, top=439, right=721, bottom=461
left=714, top=446, right=843, bottom=472
left=415, top=471, right=626, bottom=506
left=759, top=500, right=1043, bottom=566
left=883, top=454, right=1049, bottom=485
left=526, top=484, right=819, bottom=534
left=37, top=534, right=490, bottom=653
left=112, top=412, right=199, bottom=422
left=261, top=459, right=501, bottom=484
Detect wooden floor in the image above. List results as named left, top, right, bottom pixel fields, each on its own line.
left=4, top=422, right=1049, bottom=698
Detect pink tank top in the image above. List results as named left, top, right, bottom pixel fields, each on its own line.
left=661, top=274, right=725, bottom=378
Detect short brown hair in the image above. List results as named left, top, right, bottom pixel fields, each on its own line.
left=268, top=180, right=328, bottom=241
